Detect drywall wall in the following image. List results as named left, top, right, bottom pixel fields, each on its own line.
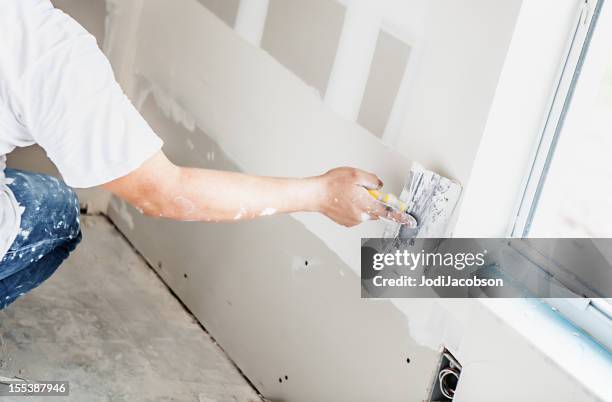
left=102, top=0, right=611, bottom=400
left=6, top=0, right=111, bottom=212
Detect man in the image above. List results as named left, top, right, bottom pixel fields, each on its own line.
left=0, top=0, right=410, bottom=309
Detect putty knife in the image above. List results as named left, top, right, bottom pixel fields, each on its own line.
left=382, top=162, right=462, bottom=239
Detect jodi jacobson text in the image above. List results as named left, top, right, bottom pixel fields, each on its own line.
left=372, top=275, right=503, bottom=288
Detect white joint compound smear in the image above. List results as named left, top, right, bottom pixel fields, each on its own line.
left=140, top=79, right=197, bottom=132
left=260, top=208, right=277, bottom=216
left=389, top=298, right=468, bottom=351
left=234, top=207, right=247, bottom=220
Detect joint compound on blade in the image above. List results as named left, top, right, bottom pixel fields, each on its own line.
left=384, top=162, right=462, bottom=239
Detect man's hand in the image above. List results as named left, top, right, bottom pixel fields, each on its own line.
left=312, top=167, right=414, bottom=227
left=103, top=151, right=411, bottom=227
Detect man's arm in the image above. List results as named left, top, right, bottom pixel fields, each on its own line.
left=103, top=151, right=411, bottom=227
left=17, top=4, right=407, bottom=228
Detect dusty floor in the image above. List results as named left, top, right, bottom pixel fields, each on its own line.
left=0, top=215, right=261, bottom=402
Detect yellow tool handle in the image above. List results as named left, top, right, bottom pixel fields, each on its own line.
left=367, top=189, right=408, bottom=213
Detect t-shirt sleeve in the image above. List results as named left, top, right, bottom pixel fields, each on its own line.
left=21, top=2, right=163, bottom=188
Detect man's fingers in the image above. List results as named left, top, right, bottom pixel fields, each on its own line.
left=355, top=170, right=383, bottom=190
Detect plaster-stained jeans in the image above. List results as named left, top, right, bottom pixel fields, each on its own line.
left=0, top=169, right=81, bottom=310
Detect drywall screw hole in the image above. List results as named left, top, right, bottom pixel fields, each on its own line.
left=304, top=260, right=309, bottom=266
left=284, top=375, right=288, bottom=380
left=406, top=357, right=411, bottom=364
left=183, top=273, right=188, bottom=278
left=278, top=378, right=282, bottom=383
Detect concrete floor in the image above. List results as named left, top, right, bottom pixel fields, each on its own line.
left=0, top=215, right=262, bottom=402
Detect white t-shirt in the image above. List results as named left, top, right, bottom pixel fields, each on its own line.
left=0, top=0, right=163, bottom=259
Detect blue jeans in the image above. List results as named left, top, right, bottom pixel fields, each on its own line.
left=0, top=169, right=81, bottom=310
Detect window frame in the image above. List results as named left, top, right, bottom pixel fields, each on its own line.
left=508, top=0, right=612, bottom=352
left=511, top=0, right=604, bottom=238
